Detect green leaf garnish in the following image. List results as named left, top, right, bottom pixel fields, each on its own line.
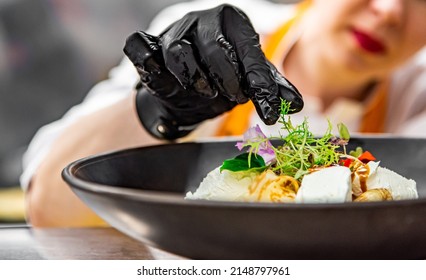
left=220, top=153, right=266, bottom=172
left=338, top=123, right=350, bottom=141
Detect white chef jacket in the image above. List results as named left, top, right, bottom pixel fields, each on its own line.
left=20, top=0, right=426, bottom=190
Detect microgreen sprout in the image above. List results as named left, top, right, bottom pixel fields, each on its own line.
left=271, top=99, right=343, bottom=179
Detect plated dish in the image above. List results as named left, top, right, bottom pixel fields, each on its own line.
left=63, top=136, right=426, bottom=259
left=188, top=101, right=418, bottom=204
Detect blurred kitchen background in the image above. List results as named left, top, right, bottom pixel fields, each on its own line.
left=0, top=0, right=296, bottom=223
left=0, top=0, right=187, bottom=189
left=0, top=0, right=187, bottom=223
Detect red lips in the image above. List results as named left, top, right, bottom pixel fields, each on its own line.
left=351, top=28, right=386, bottom=54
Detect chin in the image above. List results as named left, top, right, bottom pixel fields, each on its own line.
left=337, top=44, right=378, bottom=74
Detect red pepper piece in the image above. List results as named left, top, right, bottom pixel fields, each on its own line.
left=358, top=151, right=376, bottom=163
left=341, top=158, right=353, bottom=167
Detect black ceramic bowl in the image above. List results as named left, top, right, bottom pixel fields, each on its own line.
left=63, top=137, right=426, bottom=259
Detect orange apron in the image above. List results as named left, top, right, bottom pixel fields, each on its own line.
left=216, top=1, right=387, bottom=136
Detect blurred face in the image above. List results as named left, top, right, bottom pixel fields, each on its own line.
left=307, top=0, right=426, bottom=78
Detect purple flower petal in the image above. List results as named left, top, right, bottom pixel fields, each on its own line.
left=235, top=141, right=244, bottom=151
left=236, top=125, right=276, bottom=164
left=258, top=145, right=276, bottom=164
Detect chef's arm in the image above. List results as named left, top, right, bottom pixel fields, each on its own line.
left=26, top=93, right=163, bottom=227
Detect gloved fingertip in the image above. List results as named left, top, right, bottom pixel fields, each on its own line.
left=262, top=113, right=279, bottom=125
left=123, top=31, right=160, bottom=67
left=251, top=96, right=280, bottom=125
left=288, top=94, right=304, bottom=113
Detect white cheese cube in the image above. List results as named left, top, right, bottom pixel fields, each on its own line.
left=185, top=167, right=257, bottom=201
left=367, top=166, right=418, bottom=200
left=296, top=166, right=352, bottom=203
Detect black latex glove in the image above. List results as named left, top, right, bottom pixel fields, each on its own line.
left=124, top=4, right=303, bottom=140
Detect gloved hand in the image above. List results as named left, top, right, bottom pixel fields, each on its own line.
left=124, top=4, right=303, bottom=140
